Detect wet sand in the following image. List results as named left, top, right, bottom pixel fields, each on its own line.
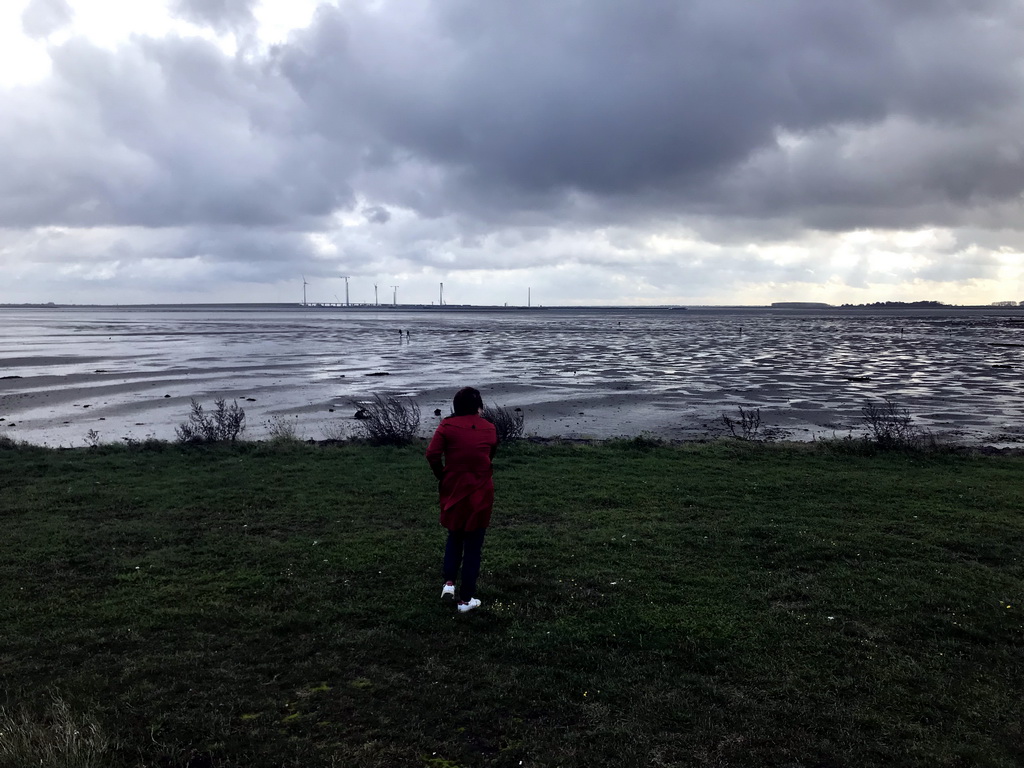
left=1, top=305, right=1023, bottom=447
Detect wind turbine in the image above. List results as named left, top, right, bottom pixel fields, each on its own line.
left=391, top=285, right=399, bottom=306
left=374, top=284, right=379, bottom=306
left=302, top=275, right=309, bottom=306
left=440, top=282, right=444, bottom=306
left=340, top=275, right=350, bottom=306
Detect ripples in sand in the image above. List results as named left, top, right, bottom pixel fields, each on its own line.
left=1, top=306, right=1022, bottom=446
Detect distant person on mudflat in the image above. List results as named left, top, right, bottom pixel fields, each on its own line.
left=425, top=386, right=498, bottom=614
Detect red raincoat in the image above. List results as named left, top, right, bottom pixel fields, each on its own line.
left=425, top=415, right=498, bottom=531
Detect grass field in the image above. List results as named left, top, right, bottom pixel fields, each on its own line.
left=1, top=439, right=1022, bottom=767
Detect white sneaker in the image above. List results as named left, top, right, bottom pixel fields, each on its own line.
left=441, top=582, right=455, bottom=599
left=457, top=598, right=481, bottom=613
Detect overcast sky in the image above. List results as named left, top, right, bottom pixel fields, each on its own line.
left=2, top=0, right=1024, bottom=306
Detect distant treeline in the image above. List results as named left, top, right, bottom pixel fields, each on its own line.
left=840, top=300, right=949, bottom=308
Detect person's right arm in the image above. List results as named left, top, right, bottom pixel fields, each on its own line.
left=425, top=423, right=446, bottom=480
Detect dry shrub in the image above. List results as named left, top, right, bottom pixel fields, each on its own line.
left=483, top=404, right=525, bottom=443
left=175, top=398, right=246, bottom=443
left=721, top=406, right=789, bottom=442
left=352, top=394, right=421, bottom=445
left=722, top=406, right=762, bottom=441
left=861, top=397, right=926, bottom=449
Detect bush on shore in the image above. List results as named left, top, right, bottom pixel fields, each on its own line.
left=861, top=396, right=930, bottom=449
left=175, top=398, right=246, bottom=443
left=815, top=398, right=947, bottom=455
left=483, top=404, right=525, bottom=443
left=721, top=406, right=764, bottom=441
left=351, top=393, right=420, bottom=445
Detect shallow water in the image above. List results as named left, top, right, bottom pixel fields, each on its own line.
left=1, top=305, right=1023, bottom=446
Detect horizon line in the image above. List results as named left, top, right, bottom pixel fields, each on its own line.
left=2, top=301, right=1021, bottom=311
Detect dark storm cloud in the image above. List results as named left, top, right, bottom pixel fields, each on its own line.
left=0, top=33, right=356, bottom=230
left=362, top=205, right=391, bottom=224
left=21, top=0, right=73, bottom=39
left=276, top=0, right=1024, bottom=231
left=173, top=226, right=318, bottom=270
left=4, top=0, right=1024, bottom=290
left=170, top=0, right=258, bottom=33
left=2, top=224, right=317, bottom=273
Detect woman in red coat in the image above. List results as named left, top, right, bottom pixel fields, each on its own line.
left=425, top=387, right=498, bottom=613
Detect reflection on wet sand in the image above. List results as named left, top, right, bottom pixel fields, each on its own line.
left=0, top=306, right=1021, bottom=446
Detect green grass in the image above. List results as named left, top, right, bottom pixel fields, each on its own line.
left=0, top=439, right=1022, bottom=767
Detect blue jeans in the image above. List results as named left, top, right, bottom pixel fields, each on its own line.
left=443, top=528, right=486, bottom=601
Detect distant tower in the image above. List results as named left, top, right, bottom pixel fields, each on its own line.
left=302, top=275, right=309, bottom=306
left=391, top=285, right=399, bottom=306
left=528, top=287, right=531, bottom=308
left=341, top=275, right=350, bottom=306
left=374, top=284, right=379, bottom=307
left=440, top=282, right=444, bottom=306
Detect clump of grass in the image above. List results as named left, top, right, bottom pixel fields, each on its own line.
left=175, top=398, right=246, bottom=443
left=351, top=393, right=420, bottom=445
left=120, top=436, right=167, bottom=451
left=319, top=419, right=353, bottom=442
left=607, top=434, right=665, bottom=451
left=264, top=414, right=302, bottom=444
left=482, top=404, right=525, bottom=443
left=0, top=693, right=115, bottom=768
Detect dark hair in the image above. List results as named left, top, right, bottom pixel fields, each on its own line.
left=452, top=387, right=484, bottom=416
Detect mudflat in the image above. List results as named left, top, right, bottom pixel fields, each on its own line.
left=1, top=305, right=1022, bottom=446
